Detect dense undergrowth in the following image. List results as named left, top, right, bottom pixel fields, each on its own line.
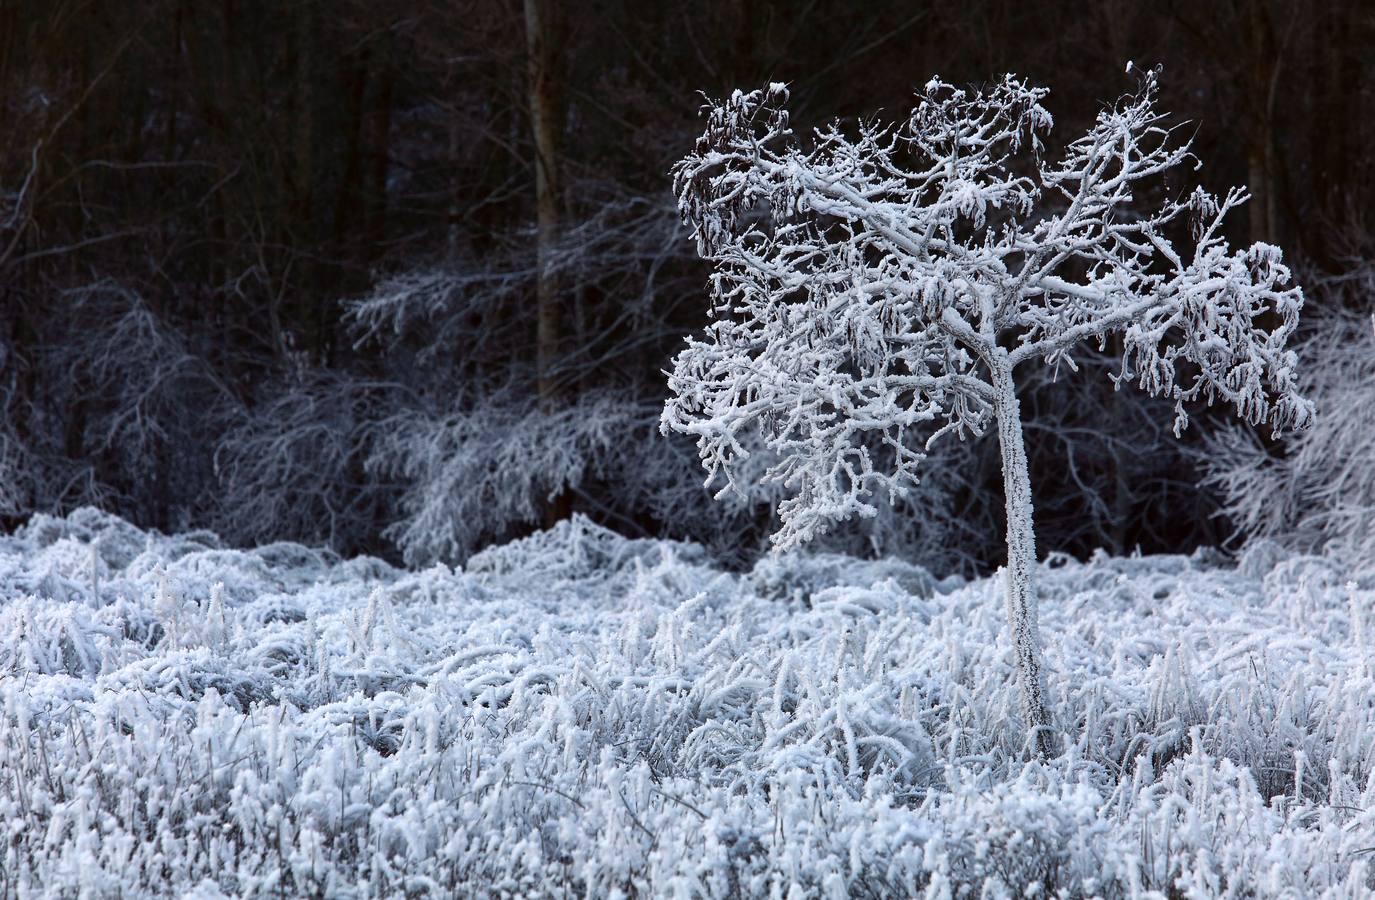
left=1, top=508, right=1372, bottom=897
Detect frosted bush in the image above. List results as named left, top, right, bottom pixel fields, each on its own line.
left=1206, top=290, right=1375, bottom=579
left=368, top=393, right=652, bottom=565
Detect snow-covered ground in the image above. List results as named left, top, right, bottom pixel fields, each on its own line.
left=1, top=508, right=1372, bottom=898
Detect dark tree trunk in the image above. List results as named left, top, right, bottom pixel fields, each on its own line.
left=524, top=0, right=571, bottom=526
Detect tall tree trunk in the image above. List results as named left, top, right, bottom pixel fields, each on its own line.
left=1246, top=146, right=1274, bottom=246
left=292, top=0, right=320, bottom=356
left=332, top=49, right=370, bottom=273
left=1306, top=0, right=1361, bottom=263
left=365, top=36, right=393, bottom=262
left=1243, top=0, right=1280, bottom=245
left=524, top=0, right=564, bottom=410
left=447, top=113, right=461, bottom=260
left=524, top=0, right=570, bottom=526
left=991, top=357, right=1053, bottom=757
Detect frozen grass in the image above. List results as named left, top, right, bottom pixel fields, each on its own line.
left=1, top=508, right=1373, bottom=897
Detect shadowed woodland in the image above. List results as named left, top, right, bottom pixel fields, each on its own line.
left=2, top=0, right=1372, bottom=572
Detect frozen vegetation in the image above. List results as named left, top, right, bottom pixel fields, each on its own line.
left=1, top=508, right=1373, bottom=897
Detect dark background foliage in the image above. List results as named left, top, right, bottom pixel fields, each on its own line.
left=2, top=0, right=1371, bottom=572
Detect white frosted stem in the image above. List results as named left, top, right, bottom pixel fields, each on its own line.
left=1351, top=581, right=1370, bottom=680
left=991, top=356, right=1052, bottom=755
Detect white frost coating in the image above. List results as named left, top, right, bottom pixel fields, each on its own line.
left=990, top=354, right=1051, bottom=753
left=663, top=70, right=1313, bottom=751
left=0, top=508, right=1373, bottom=897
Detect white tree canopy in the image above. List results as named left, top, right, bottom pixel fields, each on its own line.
left=663, top=70, right=1313, bottom=552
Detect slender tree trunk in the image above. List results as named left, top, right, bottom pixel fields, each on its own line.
left=365, top=36, right=393, bottom=261
left=1246, top=147, right=1273, bottom=246
left=1243, top=0, right=1280, bottom=246
left=333, top=49, right=369, bottom=270
left=1306, top=0, right=1360, bottom=262
left=447, top=113, right=461, bottom=260
left=524, top=0, right=570, bottom=526
left=292, top=0, right=319, bottom=356
left=990, top=357, right=1053, bottom=756
left=524, top=0, right=564, bottom=410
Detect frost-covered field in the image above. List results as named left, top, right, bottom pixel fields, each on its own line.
left=1, top=509, right=1373, bottom=898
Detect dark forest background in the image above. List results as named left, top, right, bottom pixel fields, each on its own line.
left=2, top=0, right=1372, bottom=574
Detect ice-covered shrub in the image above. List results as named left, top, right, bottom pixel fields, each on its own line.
left=1206, top=289, right=1375, bottom=578
left=367, top=392, right=651, bottom=565
left=0, top=419, right=37, bottom=518
left=212, top=375, right=399, bottom=556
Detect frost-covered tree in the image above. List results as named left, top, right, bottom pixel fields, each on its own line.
left=662, top=69, right=1313, bottom=753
